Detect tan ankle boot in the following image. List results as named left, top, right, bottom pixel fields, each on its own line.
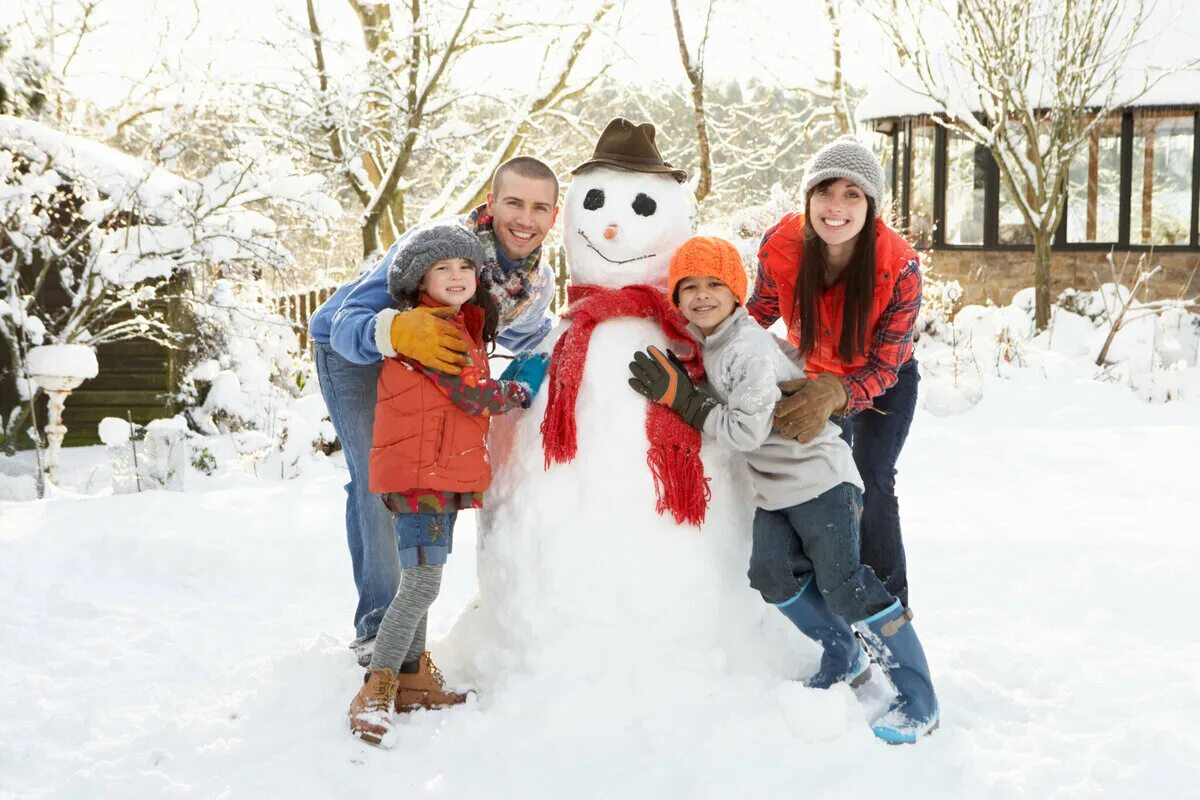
left=349, top=668, right=401, bottom=747
left=394, top=652, right=472, bottom=711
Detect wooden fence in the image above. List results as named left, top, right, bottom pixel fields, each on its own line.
left=274, top=285, right=338, bottom=353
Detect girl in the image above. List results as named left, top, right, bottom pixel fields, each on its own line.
left=748, top=136, right=923, bottom=609
left=348, top=224, right=549, bottom=748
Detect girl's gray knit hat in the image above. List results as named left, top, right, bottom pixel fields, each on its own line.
left=802, top=135, right=886, bottom=206
left=387, top=223, right=487, bottom=301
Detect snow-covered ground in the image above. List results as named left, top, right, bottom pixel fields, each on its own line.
left=3, top=364, right=1197, bottom=799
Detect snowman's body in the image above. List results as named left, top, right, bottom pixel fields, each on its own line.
left=441, top=167, right=797, bottom=690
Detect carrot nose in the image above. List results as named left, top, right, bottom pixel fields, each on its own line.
left=603, top=224, right=618, bottom=240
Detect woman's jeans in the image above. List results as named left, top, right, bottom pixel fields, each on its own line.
left=836, top=357, right=919, bottom=608
left=313, top=341, right=398, bottom=642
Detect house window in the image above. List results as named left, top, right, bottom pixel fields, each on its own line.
left=998, top=180, right=1034, bottom=245
left=944, top=131, right=986, bottom=245
left=1129, top=111, right=1194, bottom=245
left=865, top=128, right=896, bottom=216
left=908, top=119, right=936, bottom=247
left=1067, top=116, right=1122, bottom=243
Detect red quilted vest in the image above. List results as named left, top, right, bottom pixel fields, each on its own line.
left=368, top=300, right=493, bottom=494
left=758, top=213, right=915, bottom=378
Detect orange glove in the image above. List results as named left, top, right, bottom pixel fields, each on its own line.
left=389, top=307, right=471, bottom=374
left=773, top=373, right=850, bottom=443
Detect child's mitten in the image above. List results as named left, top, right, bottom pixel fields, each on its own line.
left=500, top=352, right=550, bottom=408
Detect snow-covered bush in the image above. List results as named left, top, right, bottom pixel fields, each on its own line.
left=917, top=275, right=1200, bottom=412
left=0, top=115, right=338, bottom=446
left=178, top=279, right=335, bottom=477
left=181, top=279, right=305, bottom=435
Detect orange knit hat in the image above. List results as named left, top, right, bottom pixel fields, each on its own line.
left=668, top=236, right=748, bottom=308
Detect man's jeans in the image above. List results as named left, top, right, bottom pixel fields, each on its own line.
left=314, top=341, right=399, bottom=642
left=836, top=357, right=919, bottom=608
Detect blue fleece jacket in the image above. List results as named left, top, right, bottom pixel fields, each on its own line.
left=309, top=221, right=554, bottom=364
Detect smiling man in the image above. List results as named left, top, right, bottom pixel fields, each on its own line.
left=308, top=157, right=560, bottom=666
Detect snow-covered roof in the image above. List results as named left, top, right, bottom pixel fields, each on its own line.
left=0, top=115, right=189, bottom=207
left=856, top=2, right=1200, bottom=122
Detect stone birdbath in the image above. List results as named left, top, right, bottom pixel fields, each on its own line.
left=26, top=344, right=99, bottom=485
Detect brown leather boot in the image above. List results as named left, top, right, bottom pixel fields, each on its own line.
left=348, top=668, right=401, bottom=747
left=394, top=652, right=472, bottom=711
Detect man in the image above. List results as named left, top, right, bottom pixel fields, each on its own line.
left=309, top=157, right=560, bottom=664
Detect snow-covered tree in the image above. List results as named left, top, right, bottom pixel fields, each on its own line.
left=249, top=0, right=617, bottom=257
left=872, top=0, right=1187, bottom=331
left=0, top=115, right=338, bottom=444
left=0, top=32, right=51, bottom=119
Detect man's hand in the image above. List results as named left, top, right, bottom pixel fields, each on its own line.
left=390, top=307, right=471, bottom=374
left=774, top=373, right=849, bottom=443
left=627, top=345, right=717, bottom=430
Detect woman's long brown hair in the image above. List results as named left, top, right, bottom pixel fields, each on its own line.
left=795, top=178, right=877, bottom=362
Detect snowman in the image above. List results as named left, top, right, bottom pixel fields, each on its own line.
left=441, top=119, right=800, bottom=700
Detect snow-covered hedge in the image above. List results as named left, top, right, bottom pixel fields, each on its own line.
left=917, top=273, right=1200, bottom=414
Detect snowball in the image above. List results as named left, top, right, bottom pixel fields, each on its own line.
left=97, top=417, right=132, bottom=446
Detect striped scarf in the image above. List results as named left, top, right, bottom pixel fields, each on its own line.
left=467, top=204, right=549, bottom=330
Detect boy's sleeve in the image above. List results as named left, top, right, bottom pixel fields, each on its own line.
left=701, top=351, right=780, bottom=453
left=412, top=358, right=530, bottom=416
left=495, top=261, right=556, bottom=353
left=328, top=244, right=401, bottom=365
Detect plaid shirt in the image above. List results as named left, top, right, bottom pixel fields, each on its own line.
left=747, top=242, right=922, bottom=415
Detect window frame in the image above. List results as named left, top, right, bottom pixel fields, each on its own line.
left=870, top=105, right=1200, bottom=252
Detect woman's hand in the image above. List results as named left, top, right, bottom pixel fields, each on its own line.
left=774, top=374, right=849, bottom=442
left=389, top=307, right=471, bottom=374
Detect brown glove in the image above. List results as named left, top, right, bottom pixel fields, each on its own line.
left=389, top=307, right=471, bottom=374
left=773, top=373, right=850, bottom=443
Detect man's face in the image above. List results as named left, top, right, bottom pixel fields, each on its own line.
left=486, top=174, right=559, bottom=261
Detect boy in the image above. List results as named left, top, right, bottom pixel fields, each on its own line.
left=627, top=236, right=938, bottom=744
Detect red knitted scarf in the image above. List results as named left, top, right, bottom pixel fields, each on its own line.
left=540, top=284, right=711, bottom=526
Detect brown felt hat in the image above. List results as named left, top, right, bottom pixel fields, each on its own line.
left=571, top=117, right=688, bottom=183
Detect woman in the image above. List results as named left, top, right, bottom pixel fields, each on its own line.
left=747, top=135, right=922, bottom=608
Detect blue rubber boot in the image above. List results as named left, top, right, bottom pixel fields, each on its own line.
left=777, top=579, right=872, bottom=690
left=860, top=600, right=939, bottom=744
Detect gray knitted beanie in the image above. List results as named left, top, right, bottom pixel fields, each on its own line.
left=387, top=223, right=487, bottom=301
left=802, top=135, right=886, bottom=206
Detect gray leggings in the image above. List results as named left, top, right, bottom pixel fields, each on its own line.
left=368, top=564, right=443, bottom=672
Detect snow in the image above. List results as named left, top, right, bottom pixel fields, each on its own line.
left=1, top=370, right=1197, bottom=797
left=24, top=344, right=99, bottom=380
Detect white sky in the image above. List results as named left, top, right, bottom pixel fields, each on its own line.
left=2, top=0, right=888, bottom=111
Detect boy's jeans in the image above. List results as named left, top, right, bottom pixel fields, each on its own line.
left=749, top=482, right=894, bottom=622
left=314, top=341, right=399, bottom=642
left=837, top=356, right=919, bottom=608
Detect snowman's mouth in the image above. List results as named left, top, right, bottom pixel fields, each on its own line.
left=577, top=230, right=656, bottom=265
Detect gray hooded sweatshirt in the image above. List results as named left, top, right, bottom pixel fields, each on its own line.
left=694, top=307, right=862, bottom=511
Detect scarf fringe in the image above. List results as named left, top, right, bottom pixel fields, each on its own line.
left=646, top=441, right=711, bottom=527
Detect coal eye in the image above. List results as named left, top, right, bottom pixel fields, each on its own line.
left=632, top=193, right=657, bottom=216
left=583, top=189, right=605, bottom=210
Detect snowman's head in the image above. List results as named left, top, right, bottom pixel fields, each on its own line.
left=563, top=166, right=695, bottom=289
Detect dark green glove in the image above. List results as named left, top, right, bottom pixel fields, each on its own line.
left=627, top=345, right=718, bottom=430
